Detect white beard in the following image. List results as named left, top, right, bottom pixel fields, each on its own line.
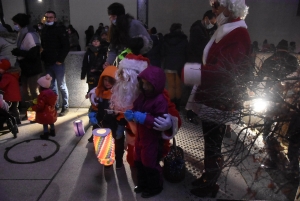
left=110, top=68, right=140, bottom=112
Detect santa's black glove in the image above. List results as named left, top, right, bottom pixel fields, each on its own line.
left=11, top=48, right=22, bottom=56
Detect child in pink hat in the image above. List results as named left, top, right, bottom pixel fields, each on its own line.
left=30, top=74, right=58, bottom=139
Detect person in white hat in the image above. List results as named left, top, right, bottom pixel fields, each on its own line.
left=183, top=0, right=251, bottom=197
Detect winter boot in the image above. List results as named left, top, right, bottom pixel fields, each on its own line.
left=191, top=157, right=222, bottom=197
left=142, top=167, right=163, bottom=198
left=50, top=129, right=56, bottom=137
left=134, top=161, right=147, bottom=193
left=40, top=132, right=49, bottom=139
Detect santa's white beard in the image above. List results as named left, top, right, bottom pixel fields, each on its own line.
left=110, top=68, right=140, bottom=112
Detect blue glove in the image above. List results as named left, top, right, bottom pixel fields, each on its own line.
left=133, top=111, right=147, bottom=124
left=124, top=110, right=134, bottom=121
left=116, top=124, right=125, bottom=139
left=88, top=111, right=98, bottom=125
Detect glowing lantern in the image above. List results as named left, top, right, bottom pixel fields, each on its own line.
left=92, top=128, right=115, bottom=166
left=73, top=120, right=85, bottom=136
left=27, top=111, right=36, bottom=121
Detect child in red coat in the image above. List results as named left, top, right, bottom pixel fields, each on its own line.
left=0, top=58, right=21, bottom=124
left=30, top=74, right=58, bottom=139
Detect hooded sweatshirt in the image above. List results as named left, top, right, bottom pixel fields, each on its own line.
left=133, top=66, right=168, bottom=142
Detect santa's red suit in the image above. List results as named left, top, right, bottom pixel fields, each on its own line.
left=183, top=18, right=251, bottom=189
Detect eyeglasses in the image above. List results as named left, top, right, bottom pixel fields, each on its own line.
left=44, top=16, right=54, bottom=19
left=212, top=1, right=220, bottom=9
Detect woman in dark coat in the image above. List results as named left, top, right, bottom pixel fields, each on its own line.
left=85, top=25, right=94, bottom=47
left=161, top=23, right=188, bottom=110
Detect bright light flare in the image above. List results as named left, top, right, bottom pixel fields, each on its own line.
left=252, top=98, right=268, bottom=113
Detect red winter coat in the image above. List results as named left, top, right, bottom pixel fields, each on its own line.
left=195, top=22, right=251, bottom=111
left=0, top=73, right=21, bottom=102
left=32, top=88, right=58, bottom=124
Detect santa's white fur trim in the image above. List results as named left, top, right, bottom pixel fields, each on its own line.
left=119, top=57, right=148, bottom=73
left=183, top=63, right=201, bottom=86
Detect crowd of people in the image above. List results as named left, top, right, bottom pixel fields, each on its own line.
left=0, top=0, right=299, bottom=199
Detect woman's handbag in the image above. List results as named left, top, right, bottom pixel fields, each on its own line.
left=163, top=137, right=185, bottom=183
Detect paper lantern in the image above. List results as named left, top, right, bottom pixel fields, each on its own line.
left=27, top=111, right=36, bottom=121
left=92, top=128, right=115, bottom=166
left=73, top=120, right=85, bottom=136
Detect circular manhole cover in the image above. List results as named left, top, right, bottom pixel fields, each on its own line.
left=4, top=139, right=60, bottom=164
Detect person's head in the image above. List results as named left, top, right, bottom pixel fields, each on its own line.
left=170, top=23, right=182, bottom=33
left=96, top=66, right=117, bottom=97
left=88, top=25, right=94, bottom=32
left=107, top=3, right=125, bottom=25
left=37, top=74, right=52, bottom=89
left=110, top=53, right=149, bottom=111
left=150, top=27, right=157, bottom=34
left=276, top=39, right=289, bottom=52
left=210, top=0, right=249, bottom=25
left=138, top=66, right=166, bottom=97
left=100, top=32, right=108, bottom=41
left=99, top=23, right=104, bottom=27
left=12, top=13, right=30, bottom=31
left=44, top=11, right=56, bottom=26
left=90, top=35, right=101, bottom=47
left=202, top=10, right=217, bottom=29
left=38, top=23, right=43, bottom=30
left=0, top=59, right=11, bottom=74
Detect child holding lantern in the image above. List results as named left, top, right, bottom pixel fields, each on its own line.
left=29, top=74, right=58, bottom=139
left=125, top=65, right=168, bottom=198
left=90, top=65, right=126, bottom=168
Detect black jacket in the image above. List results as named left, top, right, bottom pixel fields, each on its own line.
left=17, top=45, right=43, bottom=77
left=81, top=45, right=107, bottom=81
left=161, top=31, right=188, bottom=72
left=41, top=23, right=69, bottom=65
left=187, top=20, right=210, bottom=63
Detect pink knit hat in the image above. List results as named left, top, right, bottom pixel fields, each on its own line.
left=37, top=74, right=52, bottom=88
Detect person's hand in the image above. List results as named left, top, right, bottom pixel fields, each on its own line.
left=56, top=62, right=62, bottom=65
left=124, top=110, right=134, bottom=121
left=133, top=111, right=147, bottom=124
left=103, top=62, right=110, bottom=69
left=153, top=114, right=172, bottom=131
left=88, top=112, right=98, bottom=125
left=11, top=48, right=21, bottom=56
left=32, top=98, right=37, bottom=105
left=89, top=92, right=99, bottom=106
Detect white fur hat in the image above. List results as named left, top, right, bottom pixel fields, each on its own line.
left=119, top=53, right=149, bottom=73
left=37, top=74, right=52, bottom=88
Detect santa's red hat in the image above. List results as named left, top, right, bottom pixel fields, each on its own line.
left=119, top=53, right=149, bottom=73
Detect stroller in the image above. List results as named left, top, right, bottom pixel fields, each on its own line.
left=0, top=108, right=18, bottom=139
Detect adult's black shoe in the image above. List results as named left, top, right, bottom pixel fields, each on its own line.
left=59, top=108, right=69, bottom=117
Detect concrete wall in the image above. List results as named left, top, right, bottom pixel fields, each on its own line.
left=2, top=0, right=26, bottom=26
left=69, top=0, right=137, bottom=49
left=3, top=1, right=299, bottom=52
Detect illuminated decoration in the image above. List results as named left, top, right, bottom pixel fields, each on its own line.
left=27, top=111, right=36, bottom=121
left=73, top=120, right=85, bottom=136
left=252, top=98, right=268, bottom=113
left=92, top=128, right=115, bottom=166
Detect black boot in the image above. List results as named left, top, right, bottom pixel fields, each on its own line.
left=141, top=167, right=163, bottom=198
left=49, top=129, right=56, bottom=137
left=115, top=136, right=125, bottom=169
left=134, top=161, right=147, bottom=193
left=40, top=132, right=49, bottom=139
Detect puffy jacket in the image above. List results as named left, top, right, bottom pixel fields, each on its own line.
left=0, top=72, right=21, bottom=102
left=32, top=88, right=58, bottom=124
